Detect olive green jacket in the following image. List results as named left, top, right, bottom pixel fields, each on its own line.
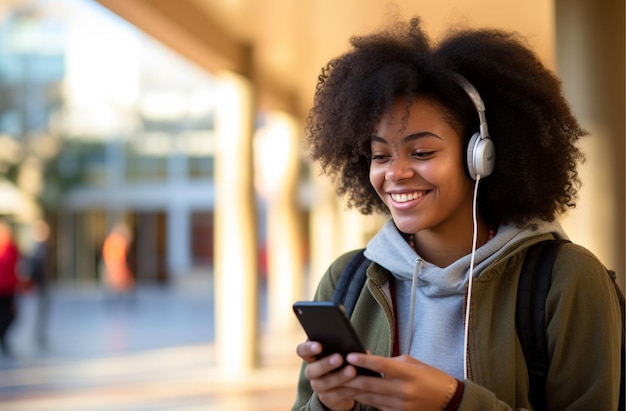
left=292, top=234, right=622, bottom=410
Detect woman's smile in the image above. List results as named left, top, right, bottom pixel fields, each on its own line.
left=389, top=190, right=428, bottom=203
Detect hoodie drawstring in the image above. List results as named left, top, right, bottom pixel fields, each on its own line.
left=404, top=258, right=423, bottom=353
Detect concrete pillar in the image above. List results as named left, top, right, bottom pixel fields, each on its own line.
left=556, top=0, right=625, bottom=289
left=214, top=71, right=259, bottom=376
left=167, top=202, right=190, bottom=277
left=166, top=151, right=191, bottom=277
left=255, top=111, right=304, bottom=332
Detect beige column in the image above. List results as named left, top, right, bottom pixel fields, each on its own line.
left=255, top=111, right=304, bottom=332
left=556, top=0, right=625, bottom=289
left=214, top=71, right=259, bottom=376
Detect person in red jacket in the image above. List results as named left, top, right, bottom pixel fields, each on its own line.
left=0, top=220, right=21, bottom=356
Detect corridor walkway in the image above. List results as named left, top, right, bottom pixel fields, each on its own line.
left=0, top=274, right=303, bottom=410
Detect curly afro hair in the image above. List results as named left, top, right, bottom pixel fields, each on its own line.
left=306, top=17, right=586, bottom=227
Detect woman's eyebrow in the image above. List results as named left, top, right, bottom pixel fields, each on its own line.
left=371, top=131, right=441, bottom=144
left=371, top=135, right=388, bottom=144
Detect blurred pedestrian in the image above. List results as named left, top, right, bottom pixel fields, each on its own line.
left=0, top=220, right=22, bottom=356
left=102, top=223, right=135, bottom=302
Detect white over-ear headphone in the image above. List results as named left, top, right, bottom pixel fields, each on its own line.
left=452, top=73, right=496, bottom=180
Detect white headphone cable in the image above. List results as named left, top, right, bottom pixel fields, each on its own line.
left=463, top=175, right=481, bottom=380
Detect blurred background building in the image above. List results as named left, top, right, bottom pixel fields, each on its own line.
left=0, top=0, right=623, bottom=399
left=0, top=0, right=218, bottom=283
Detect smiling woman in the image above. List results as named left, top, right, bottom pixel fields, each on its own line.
left=293, top=16, right=622, bottom=411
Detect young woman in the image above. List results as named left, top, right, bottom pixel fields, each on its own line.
left=293, top=17, right=622, bottom=411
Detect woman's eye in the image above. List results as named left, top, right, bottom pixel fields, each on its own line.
left=413, top=151, right=435, bottom=159
left=371, top=153, right=389, bottom=162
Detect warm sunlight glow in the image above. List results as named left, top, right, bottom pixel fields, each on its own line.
left=63, top=11, right=139, bottom=136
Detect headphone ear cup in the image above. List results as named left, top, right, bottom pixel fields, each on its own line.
left=466, top=132, right=496, bottom=180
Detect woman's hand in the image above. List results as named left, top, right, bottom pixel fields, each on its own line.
left=343, top=352, right=458, bottom=411
left=296, top=340, right=363, bottom=411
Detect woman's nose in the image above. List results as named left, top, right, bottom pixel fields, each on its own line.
left=385, top=156, right=414, bottom=181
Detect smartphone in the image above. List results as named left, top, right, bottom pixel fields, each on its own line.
left=292, top=300, right=381, bottom=377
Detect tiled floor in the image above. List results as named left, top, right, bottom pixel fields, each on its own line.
left=0, top=276, right=303, bottom=410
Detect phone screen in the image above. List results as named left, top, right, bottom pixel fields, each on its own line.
left=292, top=300, right=381, bottom=377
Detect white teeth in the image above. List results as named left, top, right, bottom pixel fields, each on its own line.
left=390, top=192, right=424, bottom=203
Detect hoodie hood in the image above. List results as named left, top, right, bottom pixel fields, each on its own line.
left=364, top=218, right=568, bottom=295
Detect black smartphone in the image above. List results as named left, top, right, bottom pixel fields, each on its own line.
left=292, top=300, right=381, bottom=377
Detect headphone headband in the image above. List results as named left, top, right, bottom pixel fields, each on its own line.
left=451, top=73, right=489, bottom=139
left=451, top=73, right=495, bottom=180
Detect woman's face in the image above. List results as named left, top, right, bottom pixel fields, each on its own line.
left=369, top=97, right=475, bottom=237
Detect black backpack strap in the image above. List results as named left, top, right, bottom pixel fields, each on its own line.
left=332, top=249, right=370, bottom=317
left=516, top=239, right=571, bottom=411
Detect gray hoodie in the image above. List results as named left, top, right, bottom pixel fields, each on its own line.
left=363, top=218, right=568, bottom=379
